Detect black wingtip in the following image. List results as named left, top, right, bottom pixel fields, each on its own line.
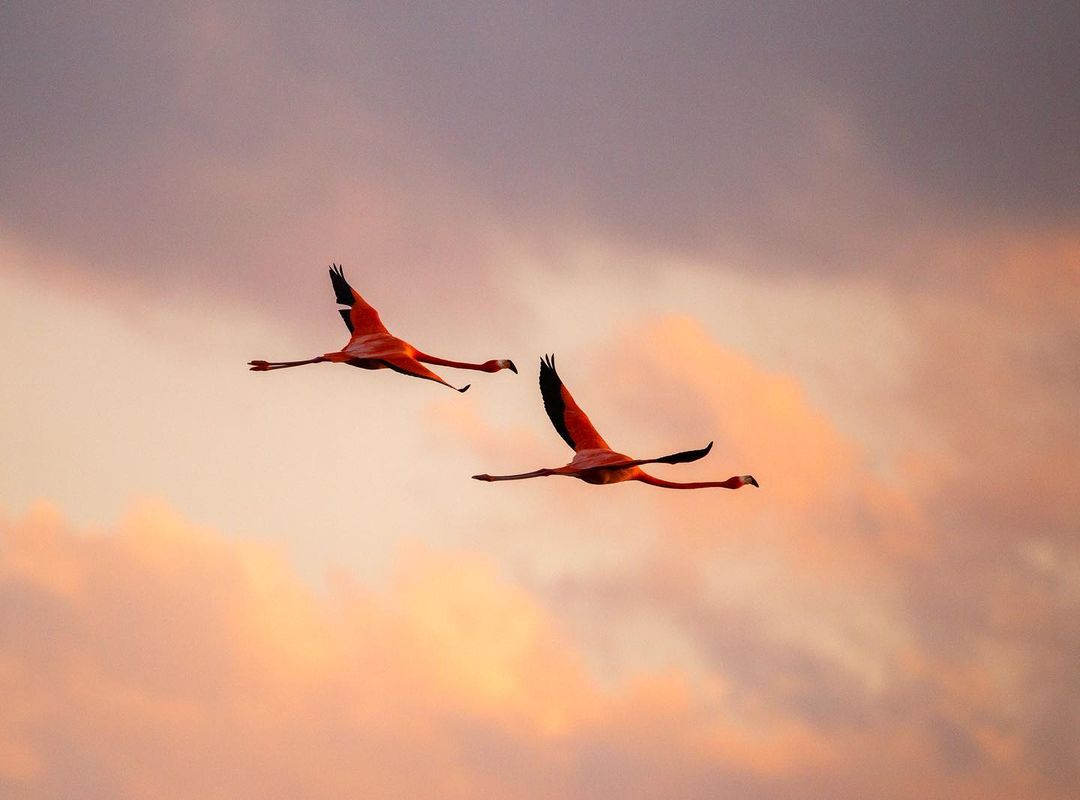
left=540, top=353, right=557, bottom=374
left=657, top=441, right=715, bottom=465
left=538, top=353, right=577, bottom=451
left=329, top=263, right=354, bottom=306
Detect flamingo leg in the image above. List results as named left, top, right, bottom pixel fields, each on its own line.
left=248, top=357, right=326, bottom=371
left=472, top=468, right=558, bottom=482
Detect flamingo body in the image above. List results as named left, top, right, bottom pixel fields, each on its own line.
left=472, top=355, right=758, bottom=490
left=249, top=264, right=516, bottom=392
left=564, top=449, right=637, bottom=484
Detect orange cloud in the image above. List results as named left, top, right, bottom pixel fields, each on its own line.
left=1, top=502, right=867, bottom=800
left=606, top=315, right=859, bottom=502
left=591, top=315, right=931, bottom=571
left=3, top=498, right=1069, bottom=799
left=416, top=311, right=1075, bottom=794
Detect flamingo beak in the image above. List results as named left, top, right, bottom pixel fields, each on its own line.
left=746, top=476, right=759, bottom=488
left=507, top=360, right=518, bottom=374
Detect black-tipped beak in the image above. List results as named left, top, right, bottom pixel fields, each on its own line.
left=747, top=476, right=759, bottom=488
left=508, top=361, right=518, bottom=374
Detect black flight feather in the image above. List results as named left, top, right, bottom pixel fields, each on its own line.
left=539, top=354, right=575, bottom=451
left=653, top=441, right=713, bottom=465
left=329, top=264, right=354, bottom=307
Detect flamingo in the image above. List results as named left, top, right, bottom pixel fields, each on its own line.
left=472, top=355, right=758, bottom=490
left=249, top=264, right=517, bottom=392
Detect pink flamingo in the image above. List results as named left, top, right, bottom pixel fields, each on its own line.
left=249, top=265, right=516, bottom=392
left=473, top=355, right=758, bottom=490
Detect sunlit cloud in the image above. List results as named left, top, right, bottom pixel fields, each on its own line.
left=1, top=503, right=878, bottom=799
left=4, top=495, right=1073, bottom=798
left=2, top=3, right=1076, bottom=799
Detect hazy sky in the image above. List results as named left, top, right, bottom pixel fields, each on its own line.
left=2, top=3, right=1078, bottom=798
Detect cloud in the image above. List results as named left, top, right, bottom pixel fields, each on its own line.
left=7, top=496, right=1071, bottom=799
left=420, top=311, right=1077, bottom=798
left=1, top=4, right=1076, bottom=796
left=2, top=2, right=1076, bottom=318
left=2, top=502, right=873, bottom=800
left=580, top=315, right=925, bottom=570
left=899, top=229, right=1080, bottom=550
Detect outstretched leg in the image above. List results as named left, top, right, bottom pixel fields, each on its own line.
left=472, top=468, right=557, bottom=482
left=249, top=357, right=326, bottom=371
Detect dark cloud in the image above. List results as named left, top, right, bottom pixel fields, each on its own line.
left=0, top=2, right=497, bottom=317
left=351, top=2, right=1080, bottom=257
left=2, top=2, right=1077, bottom=307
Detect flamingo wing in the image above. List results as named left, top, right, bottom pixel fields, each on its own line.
left=329, top=264, right=389, bottom=337
left=539, top=355, right=610, bottom=452
left=604, top=441, right=714, bottom=469
left=381, top=354, right=470, bottom=393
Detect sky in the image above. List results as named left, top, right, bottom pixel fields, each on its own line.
left=1, top=2, right=1078, bottom=798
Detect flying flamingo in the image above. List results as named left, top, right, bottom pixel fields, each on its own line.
left=472, top=355, right=758, bottom=490
left=249, top=264, right=517, bottom=392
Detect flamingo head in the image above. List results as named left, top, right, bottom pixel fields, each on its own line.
left=484, top=359, right=518, bottom=374
left=738, top=475, right=759, bottom=488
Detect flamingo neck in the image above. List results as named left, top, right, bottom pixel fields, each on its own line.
left=636, top=473, right=744, bottom=490
left=421, top=354, right=494, bottom=371
left=460, top=359, right=499, bottom=372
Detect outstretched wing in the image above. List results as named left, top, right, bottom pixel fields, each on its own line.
left=606, top=441, right=714, bottom=470
left=329, top=264, right=389, bottom=337
left=539, top=354, right=610, bottom=452
left=381, top=355, right=470, bottom=393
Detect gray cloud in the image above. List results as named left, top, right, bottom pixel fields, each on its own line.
left=2, top=2, right=1077, bottom=308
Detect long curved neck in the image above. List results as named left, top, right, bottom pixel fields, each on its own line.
left=415, top=352, right=500, bottom=372
left=636, top=472, right=742, bottom=490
